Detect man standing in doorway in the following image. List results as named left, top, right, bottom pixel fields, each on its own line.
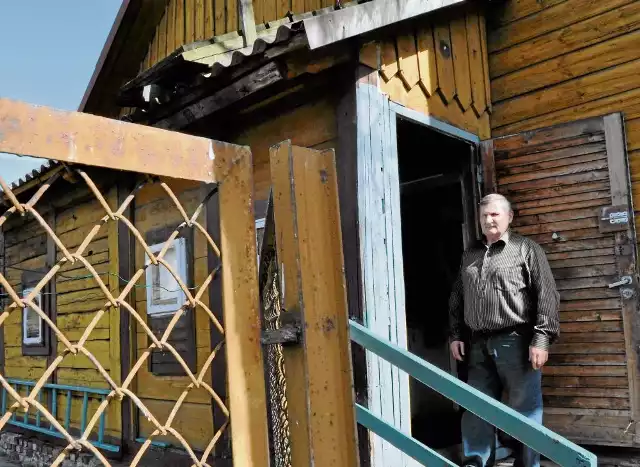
left=448, top=193, right=560, bottom=467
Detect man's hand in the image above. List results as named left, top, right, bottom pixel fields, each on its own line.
left=450, top=340, right=465, bottom=361
left=529, top=346, right=548, bottom=370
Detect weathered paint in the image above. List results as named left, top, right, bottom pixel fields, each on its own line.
left=0, top=98, right=224, bottom=184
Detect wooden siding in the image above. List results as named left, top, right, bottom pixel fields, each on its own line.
left=133, top=178, right=214, bottom=451
left=488, top=0, right=640, bottom=212
left=231, top=98, right=338, bottom=203
left=360, top=8, right=492, bottom=138
left=1, top=186, right=122, bottom=440
left=487, top=0, right=640, bottom=446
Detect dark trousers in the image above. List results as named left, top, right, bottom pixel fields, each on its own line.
left=462, top=331, right=543, bottom=467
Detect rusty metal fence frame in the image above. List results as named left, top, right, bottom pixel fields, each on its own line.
left=0, top=98, right=270, bottom=467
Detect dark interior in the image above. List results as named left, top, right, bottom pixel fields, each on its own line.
left=396, top=118, right=475, bottom=450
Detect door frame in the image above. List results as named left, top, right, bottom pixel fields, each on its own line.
left=356, top=82, right=482, bottom=467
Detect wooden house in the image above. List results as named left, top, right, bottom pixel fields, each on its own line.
left=3, top=0, right=640, bottom=465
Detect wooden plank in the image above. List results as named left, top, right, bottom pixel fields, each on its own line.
left=157, top=9, right=168, bottom=60
left=291, top=0, right=303, bottom=13
left=501, top=159, right=607, bottom=187
left=167, top=0, right=177, bottom=54
left=502, top=170, right=610, bottom=194
left=513, top=205, right=603, bottom=226
left=493, top=58, right=640, bottom=129
left=0, top=99, right=226, bottom=184
left=558, top=331, right=625, bottom=343
left=176, top=0, right=186, bottom=47
left=488, top=0, right=632, bottom=53
left=603, top=112, right=640, bottom=441
left=529, top=228, right=604, bottom=246
left=516, top=217, right=598, bottom=236
left=559, top=289, right=620, bottom=301
left=489, top=0, right=566, bottom=27
left=516, top=190, right=610, bottom=213
left=239, top=0, right=257, bottom=45
left=269, top=142, right=312, bottom=467
left=227, top=0, right=238, bottom=35
left=289, top=144, right=359, bottom=466
left=499, top=152, right=607, bottom=178
left=416, top=26, right=438, bottom=97
left=450, top=16, right=471, bottom=111
left=560, top=321, right=623, bottom=332
left=543, top=387, right=629, bottom=398
left=560, top=298, right=621, bottom=312
left=213, top=141, right=268, bottom=466
left=543, top=366, right=627, bottom=377
left=552, top=342, right=625, bottom=354
left=276, top=0, right=290, bottom=19
left=543, top=376, right=629, bottom=388
left=380, top=40, right=399, bottom=82
left=493, top=118, right=604, bottom=152
left=466, top=11, right=487, bottom=115
left=397, top=33, right=420, bottom=90
left=195, top=0, right=206, bottom=40
left=185, top=0, right=196, bottom=43
left=543, top=396, right=629, bottom=410
left=489, top=2, right=640, bottom=79
left=554, top=265, right=618, bottom=281
left=555, top=276, right=617, bottom=291
left=493, top=29, right=640, bottom=103
left=547, top=354, right=626, bottom=365
left=496, top=140, right=607, bottom=169
left=204, top=0, right=214, bottom=36
left=433, top=23, right=455, bottom=103
left=549, top=255, right=615, bottom=269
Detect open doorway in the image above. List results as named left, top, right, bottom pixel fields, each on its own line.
left=396, top=118, right=477, bottom=451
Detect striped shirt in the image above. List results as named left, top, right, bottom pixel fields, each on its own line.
left=448, top=230, right=560, bottom=350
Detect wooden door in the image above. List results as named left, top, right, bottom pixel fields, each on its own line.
left=481, top=114, right=640, bottom=446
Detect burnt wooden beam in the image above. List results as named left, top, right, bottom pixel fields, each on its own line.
left=155, top=61, right=285, bottom=129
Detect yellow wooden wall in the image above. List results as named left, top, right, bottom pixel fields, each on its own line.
left=2, top=186, right=121, bottom=440
left=231, top=98, right=338, bottom=203
left=487, top=0, right=640, bottom=209
left=133, top=179, right=214, bottom=451
left=140, top=0, right=330, bottom=72
left=359, top=8, right=492, bottom=139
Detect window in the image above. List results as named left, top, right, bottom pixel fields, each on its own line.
left=22, top=287, right=43, bottom=345
left=143, top=226, right=196, bottom=376
left=144, top=237, right=188, bottom=317
left=21, top=270, right=51, bottom=356
left=256, top=218, right=266, bottom=264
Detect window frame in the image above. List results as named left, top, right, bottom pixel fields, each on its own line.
left=144, top=236, right=188, bottom=317
left=21, top=270, right=51, bottom=356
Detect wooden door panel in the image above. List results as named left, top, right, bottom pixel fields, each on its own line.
left=482, top=113, right=640, bottom=446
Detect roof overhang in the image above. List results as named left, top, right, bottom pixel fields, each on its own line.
left=303, top=0, right=468, bottom=49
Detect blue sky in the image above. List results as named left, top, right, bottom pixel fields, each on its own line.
left=0, top=1, right=122, bottom=184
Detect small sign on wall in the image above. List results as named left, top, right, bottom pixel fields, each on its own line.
left=600, top=205, right=630, bottom=233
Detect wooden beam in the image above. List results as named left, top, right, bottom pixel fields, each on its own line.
left=0, top=98, right=226, bottom=184
left=214, top=143, right=269, bottom=467
left=269, top=142, right=312, bottom=467
left=239, top=0, right=257, bottom=46
left=154, top=61, right=285, bottom=129
left=270, top=141, right=359, bottom=466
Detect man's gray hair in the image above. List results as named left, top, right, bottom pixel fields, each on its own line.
left=479, top=193, right=512, bottom=213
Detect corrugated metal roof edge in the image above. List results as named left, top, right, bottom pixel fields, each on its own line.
left=0, top=159, right=60, bottom=194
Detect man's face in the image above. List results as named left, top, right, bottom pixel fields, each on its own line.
left=479, top=200, right=513, bottom=239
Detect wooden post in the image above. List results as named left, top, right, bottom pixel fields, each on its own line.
left=214, top=144, right=269, bottom=466
left=270, top=141, right=359, bottom=467
left=238, top=0, right=257, bottom=46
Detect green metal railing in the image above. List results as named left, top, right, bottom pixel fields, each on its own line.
left=349, top=320, right=597, bottom=467
left=3, top=379, right=119, bottom=453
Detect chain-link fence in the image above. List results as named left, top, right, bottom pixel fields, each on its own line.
left=0, top=160, right=228, bottom=466
left=258, top=199, right=292, bottom=467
